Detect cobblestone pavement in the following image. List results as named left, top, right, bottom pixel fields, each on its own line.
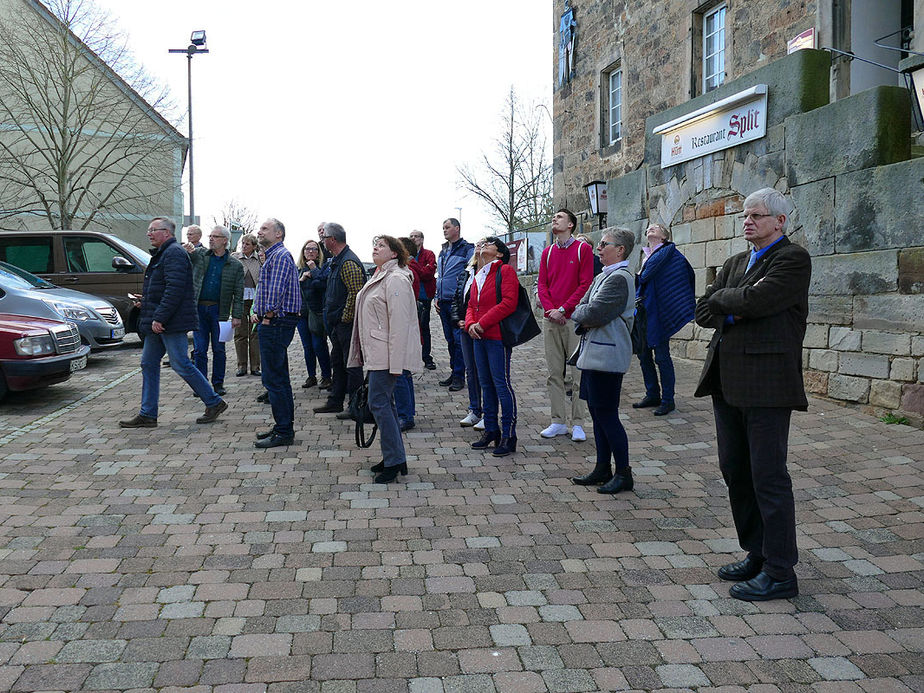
left=0, top=329, right=922, bottom=693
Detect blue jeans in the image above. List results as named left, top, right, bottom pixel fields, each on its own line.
left=193, top=303, right=226, bottom=386
left=140, top=331, right=221, bottom=418
left=258, top=317, right=298, bottom=437
left=437, top=299, right=465, bottom=378
left=368, top=370, right=405, bottom=468
left=638, top=340, right=675, bottom=403
left=472, top=338, right=516, bottom=438
left=394, top=370, right=415, bottom=424
left=296, top=316, right=331, bottom=379
left=460, top=332, right=482, bottom=417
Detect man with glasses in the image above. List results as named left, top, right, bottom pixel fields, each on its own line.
left=185, top=226, right=244, bottom=396
left=694, top=187, right=811, bottom=602
left=120, top=217, right=228, bottom=428
left=409, top=230, right=437, bottom=370
left=537, top=208, right=594, bottom=442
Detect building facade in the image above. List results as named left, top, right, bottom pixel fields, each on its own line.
left=554, top=0, right=924, bottom=421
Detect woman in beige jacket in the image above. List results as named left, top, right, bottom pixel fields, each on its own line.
left=348, top=235, right=422, bottom=483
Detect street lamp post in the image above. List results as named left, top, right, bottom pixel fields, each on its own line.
left=169, top=30, right=209, bottom=227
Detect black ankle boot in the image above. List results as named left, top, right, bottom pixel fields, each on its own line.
left=370, top=461, right=385, bottom=473
left=471, top=431, right=501, bottom=449
left=598, top=468, right=634, bottom=494
left=374, top=463, right=408, bottom=483
left=492, top=436, right=517, bottom=457
left=572, top=466, right=613, bottom=485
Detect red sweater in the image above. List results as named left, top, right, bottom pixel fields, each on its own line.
left=537, top=239, right=594, bottom=318
left=464, top=261, right=518, bottom=341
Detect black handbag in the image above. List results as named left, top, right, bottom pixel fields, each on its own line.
left=348, top=375, right=377, bottom=448
left=494, top=268, right=541, bottom=348
left=631, top=297, right=647, bottom=355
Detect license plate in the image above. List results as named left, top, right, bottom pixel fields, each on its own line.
left=111, top=327, right=125, bottom=339
left=70, top=355, right=87, bottom=372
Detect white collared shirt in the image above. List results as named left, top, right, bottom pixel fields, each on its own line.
left=474, top=259, right=500, bottom=293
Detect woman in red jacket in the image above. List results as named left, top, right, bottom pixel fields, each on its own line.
left=464, top=237, right=519, bottom=456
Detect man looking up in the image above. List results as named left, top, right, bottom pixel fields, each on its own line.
left=435, top=218, right=473, bottom=391
left=410, top=230, right=437, bottom=370
left=253, top=218, right=301, bottom=449
left=186, top=226, right=244, bottom=397
left=537, top=208, right=594, bottom=442
left=314, top=222, right=367, bottom=416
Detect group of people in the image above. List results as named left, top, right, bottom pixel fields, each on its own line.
left=119, top=185, right=811, bottom=601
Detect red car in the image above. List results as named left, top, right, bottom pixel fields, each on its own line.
left=0, top=313, right=90, bottom=400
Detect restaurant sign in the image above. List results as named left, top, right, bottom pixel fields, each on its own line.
left=653, top=85, right=768, bottom=169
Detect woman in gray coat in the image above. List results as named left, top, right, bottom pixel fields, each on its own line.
left=570, top=228, right=637, bottom=494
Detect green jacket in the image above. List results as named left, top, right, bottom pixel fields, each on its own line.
left=189, top=247, right=245, bottom=320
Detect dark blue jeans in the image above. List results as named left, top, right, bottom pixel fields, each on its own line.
left=638, top=340, right=675, bottom=403
left=584, top=371, right=629, bottom=473
left=472, top=338, right=516, bottom=438
left=394, top=370, right=415, bottom=424
left=296, top=316, right=331, bottom=379
left=437, top=299, right=465, bottom=378
left=193, top=303, right=226, bottom=387
left=460, top=332, right=482, bottom=417
left=140, top=331, right=221, bottom=418
left=258, top=316, right=298, bottom=437
left=368, top=370, right=405, bottom=468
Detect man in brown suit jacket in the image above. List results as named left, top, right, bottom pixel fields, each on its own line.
left=694, top=187, right=811, bottom=602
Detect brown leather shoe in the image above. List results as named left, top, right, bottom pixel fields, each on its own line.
left=119, top=414, right=157, bottom=428
left=196, top=400, right=228, bottom=424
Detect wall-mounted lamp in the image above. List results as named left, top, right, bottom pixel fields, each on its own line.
left=584, top=180, right=607, bottom=229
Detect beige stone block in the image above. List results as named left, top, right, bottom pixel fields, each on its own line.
left=828, top=374, right=870, bottom=403
left=890, top=358, right=916, bottom=382
left=862, top=330, right=911, bottom=356
left=715, top=214, right=738, bottom=240
left=803, top=370, right=828, bottom=395
left=870, top=380, right=902, bottom=409
left=686, top=339, right=710, bottom=360
left=677, top=243, right=705, bottom=269
left=694, top=268, right=710, bottom=295
left=809, top=349, right=838, bottom=372
left=803, top=324, right=829, bottom=349
left=829, top=327, right=861, bottom=351
left=691, top=218, right=715, bottom=243
left=911, top=336, right=924, bottom=357
left=839, top=352, right=890, bottom=378
left=705, top=239, right=731, bottom=267
left=672, top=222, right=692, bottom=245
left=730, top=236, right=749, bottom=255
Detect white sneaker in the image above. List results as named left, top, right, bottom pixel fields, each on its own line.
left=459, top=412, right=479, bottom=427
left=540, top=423, right=569, bottom=438
left=571, top=425, right=586, bottom=442
left=473, top=418, right=485, bottom=431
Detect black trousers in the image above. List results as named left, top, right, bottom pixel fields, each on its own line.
left=712, top=394, right=797, bottom=580
left=417, top=299, right=433, bottom=364
left=327, top=321, right=362, bottom=408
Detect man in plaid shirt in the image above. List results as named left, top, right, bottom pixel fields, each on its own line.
left=253, top=218, right=302, bottom=448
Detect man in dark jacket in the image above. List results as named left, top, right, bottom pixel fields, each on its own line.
left=186, top=226, right=244, bottom=396
left=694, top=188, right=811, bottom=602
left=435, top=218, right=473, bottom=391
left=120, top=217, right=228, bottom=428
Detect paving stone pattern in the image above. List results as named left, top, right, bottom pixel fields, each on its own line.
left=0, top=330, right=922, bottom=692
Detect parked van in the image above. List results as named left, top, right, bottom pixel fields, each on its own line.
left=0, top=230, right=151, bottom=334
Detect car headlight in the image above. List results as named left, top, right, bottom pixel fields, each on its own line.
left=14, top=333, right=56, bottom=356
left=44, top=300, right=95, bottom=321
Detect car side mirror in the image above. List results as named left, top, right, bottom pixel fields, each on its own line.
left=112, top=256, right=134, bottom=271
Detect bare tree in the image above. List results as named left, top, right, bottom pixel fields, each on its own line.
left=0, top=0, right=183, bottom=230
left=214, top=198, right=259, bottom=245
left=456, top=87, right=553, bottom=234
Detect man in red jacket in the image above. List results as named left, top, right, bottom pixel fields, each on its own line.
left=537, top=209, right=594, bottom=442
left=410, top=230, right=437, bottom=370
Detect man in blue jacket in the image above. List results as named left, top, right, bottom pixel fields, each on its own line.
left=435, top=218, right=474, bottom=391
left=120, top=217, right=228, bottom=428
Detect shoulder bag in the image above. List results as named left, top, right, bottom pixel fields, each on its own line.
left=348, top=374, right=378, bottom=448
left=494, top=267, right=541, bottom=348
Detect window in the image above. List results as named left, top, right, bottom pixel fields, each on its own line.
left=703, top=4, right=726, bottom=92
left=0, top=236, right=53, bottom=273
left=607, top=68, right=622, bottom=144
left=63, top=237, right=122, bottom=273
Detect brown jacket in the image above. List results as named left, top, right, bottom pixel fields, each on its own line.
left=347, top=260, right=422, bottom=375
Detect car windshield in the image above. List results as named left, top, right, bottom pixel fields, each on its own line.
left=99, top=233, right=150, bottom=266
left=0, top=261, right=56, bottom=288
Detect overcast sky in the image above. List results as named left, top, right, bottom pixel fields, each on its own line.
left=94, top=0, right=553, bottom=260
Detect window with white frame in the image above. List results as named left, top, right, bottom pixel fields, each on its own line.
left=703, top=4, right=726, bottom=92
left=607, top=67, right=622, bottom=145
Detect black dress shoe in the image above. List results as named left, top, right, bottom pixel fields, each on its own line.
left=718, top=555, right=765, bottom=581
left=196, top=400, right=228, bottom=424
left=302, top=376, right=318, bottom=389
left=492, top=436, right=517, bottom=457
left=370, top=461, right=385, bottom=473
left=335, top=410, right=353, bottom=420
left=235, top=368, right=247, bottom=377
left=424, top=361, right=437, bottom=370
left=318, top=377, right=332, bottom=390
left=572, top=468, right=613, bottom=486
left=438, top=375, right=454, bottom=386
left=653, top=401, right=675, bottom=416
left=471, top=430, right=501, bottom=449
left=257, top=392, right=269, bottom=403
left=255, top=428, right=277, bottom=440
left=399, top=420, right=415, bottom=432
left=632, top=396, right=661, bottom=409
left=251, top=369, right=261, bottom=376
left=448, top=377, right=465, bottom=392
left=313, top=403, right=342, bottom=414
left=597, top=468, right=634, bottom=494
left=374, top=463, right=408, bottom=483
left=730, top=571, right=799, bottom=602
left=254, top=434, right=295, bottom=449
left=214, top=386, right=227, bottom=397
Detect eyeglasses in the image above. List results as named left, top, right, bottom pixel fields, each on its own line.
left=149, top=228, right=170, bottom=233
left=304, top=247, right=318, bottom=252
left=409, top=234, right=423, bottom=239
left=208, top=235, right=224, bottom=239
left=597, top=241, right=621, bottom=249
left=738, top=213, right=774, bottom=221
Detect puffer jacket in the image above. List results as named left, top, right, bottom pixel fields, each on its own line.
left=449, top=266, right=474, bottom=325
left=139, top=236, right=198, bottom=334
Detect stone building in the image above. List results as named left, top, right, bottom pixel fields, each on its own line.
left=553, top=0, right=924, bottom=421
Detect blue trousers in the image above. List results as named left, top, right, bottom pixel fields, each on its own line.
left=638, top=340, right=675, bottom=403
left=460, top=332, right=482, bottom=417
left=472, top=338, right=516, bottom=438
left=258, top=317, right=298, bottom=437
left=437, top=299, right=465, bottom=379
left=140, top=331, right=220, bottom=418
left=394, top=370, right=415, bottom=424
left=583, top=371, right=629, bottom=473
left=368, top=370, right=406, bottom=468
left=193, top=303, right=226, bottom=387
left=296, top=316, right=331, bottom=379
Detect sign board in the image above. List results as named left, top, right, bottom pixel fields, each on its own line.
left=787, top=27, right=815, bottom=54
left=654, top=85, right=768, bottom=169
left=506, top=238, right=527, bottom=274
left=912, top=66, right=924, bottom=126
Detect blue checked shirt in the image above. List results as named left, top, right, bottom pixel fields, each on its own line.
left=254, top=242, right=301, bottom=317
